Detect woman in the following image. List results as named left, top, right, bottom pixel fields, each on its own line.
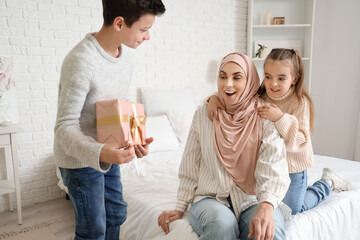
left=158, top=53, right=290, bottom=240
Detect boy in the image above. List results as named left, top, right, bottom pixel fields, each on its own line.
left=54, top=0, right=166, bottom=239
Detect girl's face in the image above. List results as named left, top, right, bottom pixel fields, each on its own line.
left=263, top=59, right=297, bottom=98
left=218, top=62, right=247, bottom=106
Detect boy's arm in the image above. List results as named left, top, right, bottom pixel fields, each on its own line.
left=54, top=56, right=110, bottom=172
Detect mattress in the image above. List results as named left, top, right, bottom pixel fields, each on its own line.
left=119, top=150, right=360, bottom=240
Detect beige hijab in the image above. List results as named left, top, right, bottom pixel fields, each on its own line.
left=212, top=52, right=264, bottom=194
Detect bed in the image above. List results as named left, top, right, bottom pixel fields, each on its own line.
left=118, top=87, right=360, bottom=240
left=119, top=150, right=360, bottom=240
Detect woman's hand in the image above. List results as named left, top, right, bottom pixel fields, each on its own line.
left=248, top=202, right=275, bottom=240
left=134, top=137, right=154, bottom=158
left=257, top=104, right=284, bottom=122
left=207, top=95, right=224, bottom=121
left=158, top=210, right=184, bottom=234
left=99, top=141, right=135, bottom=164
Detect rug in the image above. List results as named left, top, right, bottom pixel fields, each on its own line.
left=0, top=222, right=58, bottom=240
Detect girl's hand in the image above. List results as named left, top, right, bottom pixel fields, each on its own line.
left=257, top=104, right=284, bottom=122
left=207, top=95, right=224, bottom=121
left=134, top=137, right=154, bottom=158
left=158, top=210, right=184, bottom=234
left=99, top=141, right=135, bottom=164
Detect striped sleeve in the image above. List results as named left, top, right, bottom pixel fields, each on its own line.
left=255, top=119, right=290, bottom=209
left=175, top=111, right=202, bottom=212
left=274, top=97, right=311, bottom=152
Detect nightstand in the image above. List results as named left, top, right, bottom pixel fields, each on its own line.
left=0, top=125, right=22, bottom=224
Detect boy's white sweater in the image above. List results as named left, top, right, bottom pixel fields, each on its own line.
left=54, top=33, right=135, bottom=172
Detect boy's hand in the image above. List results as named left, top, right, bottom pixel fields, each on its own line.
left=257, top=104, right=284, bottom=122
left=158, top=210, right=184, bottom=234
left=248, top=202, right=275, bottom=240
left=207, top=95, right=224, bottom=121
left=99, top=141, right=135, bottom=164
left=134, top=137, right=154, bottom=158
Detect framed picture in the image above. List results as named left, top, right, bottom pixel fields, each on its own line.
left=273, top=17, right=285, bottom=25
left=253, top=40, right=302, bottom=59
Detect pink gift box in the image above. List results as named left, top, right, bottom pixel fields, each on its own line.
left=96, top=99, right=146, bottom=145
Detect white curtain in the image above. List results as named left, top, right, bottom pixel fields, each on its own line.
left=355, top=110, right=360, bottom=162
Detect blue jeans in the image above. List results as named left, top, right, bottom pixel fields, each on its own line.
left=283, top=170, right=331, bottom=215
left=190, top=198, right=286, bottom=240
left=59, top=164, right=127, bottom=240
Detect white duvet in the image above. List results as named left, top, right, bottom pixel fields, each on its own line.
left=120, top=150, right=360, bottom=240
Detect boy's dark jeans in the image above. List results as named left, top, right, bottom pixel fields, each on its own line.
left=60, top=164, right=127, bottom=240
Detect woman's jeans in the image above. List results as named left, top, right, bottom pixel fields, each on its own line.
left=189, top=198, right=286, bottom=240
left=283, top=170, right=331, bottom=215
left=59, top=164, right=127, bottom=240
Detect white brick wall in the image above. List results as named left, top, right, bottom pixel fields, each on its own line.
left=0, top=0, right=247, bottom=213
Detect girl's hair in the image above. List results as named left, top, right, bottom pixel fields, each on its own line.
left=258, top=48, right=314, bottom=132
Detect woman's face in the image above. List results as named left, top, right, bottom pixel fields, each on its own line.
left=218, top=62, right=247, bottom=106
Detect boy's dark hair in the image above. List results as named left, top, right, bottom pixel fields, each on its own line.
left=102, top=0, right=166, bottom=27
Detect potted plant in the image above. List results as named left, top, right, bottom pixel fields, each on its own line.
left=255, top=44, right=267, bottom=58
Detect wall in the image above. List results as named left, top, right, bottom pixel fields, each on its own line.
left=0, top=0, right=248, bottom=212
left=311, top=0, right=360, bottom=160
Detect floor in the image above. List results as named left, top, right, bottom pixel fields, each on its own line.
left=0, top=197, right=75, bottom=240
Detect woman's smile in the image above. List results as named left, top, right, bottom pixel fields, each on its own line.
left=224, top=90, right=236, bottom=97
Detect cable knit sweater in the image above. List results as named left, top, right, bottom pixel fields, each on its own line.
left=262, top=87, right=314, bottom=173
left=54, top=33, right=135, bottom=172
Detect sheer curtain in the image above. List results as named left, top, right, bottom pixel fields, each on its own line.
left=355, top=110, right=360, bottom=162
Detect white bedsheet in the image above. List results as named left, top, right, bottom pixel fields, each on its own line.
left=285, top=155, right=360, bottom=240
left=120, top=151, right=360, bottom=240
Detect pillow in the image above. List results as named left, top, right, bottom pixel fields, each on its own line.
left=146, top=115, right=180, bottom=153
left=166, top=109, right=196, bottom=147
left=140, top=87, right=197, bottom=117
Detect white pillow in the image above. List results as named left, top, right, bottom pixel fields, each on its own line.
left=166, top=109, right=195, bottom=147
left=146, top=115, right=180, bottom=153
left=140, top=87, right=197, bottom=117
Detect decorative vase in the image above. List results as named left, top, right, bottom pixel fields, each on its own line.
left=265, top=9, right=272, bottom=25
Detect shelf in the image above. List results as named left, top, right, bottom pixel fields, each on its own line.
left=0, top=180, right=15, bottom=195
left=253, top=24, right=312, bottom=29
left=0, top=125, right=22, bottom=135
left=248, top=0, right=315, bottom=90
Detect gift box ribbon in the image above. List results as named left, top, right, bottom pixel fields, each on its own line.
left=97, top=115, right=129, bottom=126
left=97, top=114, right=147, bottom=143
left=97, top=115, right=146, bottom=126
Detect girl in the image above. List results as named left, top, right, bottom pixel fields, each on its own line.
left=208, top=48, right=351, bottom=215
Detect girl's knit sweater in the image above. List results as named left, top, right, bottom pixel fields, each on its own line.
left=262, top=87, right=313, bottom=173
